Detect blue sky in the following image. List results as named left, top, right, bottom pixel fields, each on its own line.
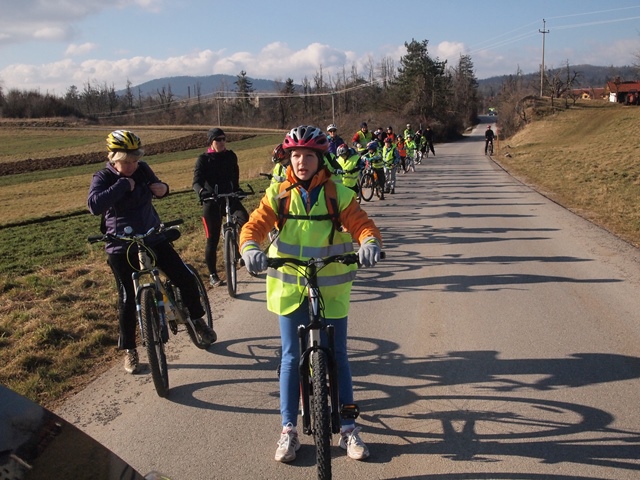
left=1, top=0, right=640, bottom=95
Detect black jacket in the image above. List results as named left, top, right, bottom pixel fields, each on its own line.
left=192, top=149, right=240, bottom=197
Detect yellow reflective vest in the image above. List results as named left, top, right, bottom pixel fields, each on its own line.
left=240, top=168, right=381, bottom=318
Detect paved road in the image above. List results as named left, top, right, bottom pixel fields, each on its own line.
left=58, top=122, right=640, bottom=479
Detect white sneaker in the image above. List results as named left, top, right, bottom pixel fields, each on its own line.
left=124, top=349, right=139, bottom=374
left=275, top=423, right=300, bottom=462
left=339, top=426, right=369, bottom=460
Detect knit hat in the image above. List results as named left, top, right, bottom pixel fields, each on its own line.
left=207, top=127, right=226, bottom=144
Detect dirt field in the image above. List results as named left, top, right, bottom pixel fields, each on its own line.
left=0, top=133, right=224, bottom=176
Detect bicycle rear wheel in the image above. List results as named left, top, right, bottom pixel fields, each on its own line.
left=359, top=172, right=374, bottom=202
left=223, top=229, right=238, bottom=298
left=140, top=287, right=169, bottom=397
left=311, top=349, right=331, bottom=479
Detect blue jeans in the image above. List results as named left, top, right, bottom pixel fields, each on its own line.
left=279, top=300, right=355, bottom=429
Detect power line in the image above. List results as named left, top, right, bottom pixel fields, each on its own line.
left=94, top=79, right=382, bottom=119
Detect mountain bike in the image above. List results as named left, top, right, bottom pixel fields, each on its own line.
left=404, top=152, right=416, bottom=173
left=267, top=253, right=364, bottom=480
left=486, top=140, right=494, bottom=155
left=358, top=159, right=376, bottom=202
left=88, top=220, right=214, bottom=397
left=383, top=165, right=394, bottom=194
left=202, top=185, right=254, bottom=298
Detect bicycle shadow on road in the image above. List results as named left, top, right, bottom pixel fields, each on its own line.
left=349, top=348, right=640, bottom=474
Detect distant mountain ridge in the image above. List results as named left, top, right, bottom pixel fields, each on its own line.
left=119, top=74, right=296, bottom=98
left=478, top=64, right=638, bottom=96
left=122, top=65, right=638, bottom=99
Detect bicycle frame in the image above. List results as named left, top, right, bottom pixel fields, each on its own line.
left=89, top=220, right=211, bottom=348
left=130, top=246, right=190, bottom=341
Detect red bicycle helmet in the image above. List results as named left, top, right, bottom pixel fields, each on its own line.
left=272, top=143, right=287, bottom=163
left=282, top=125, right=329, bottom=152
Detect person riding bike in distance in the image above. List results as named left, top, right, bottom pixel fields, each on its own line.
left=88, top=130, right=217, bottom=374
left=485, top=125, right=495, bottom=154
left=335, top=143, right=363, bottom=194
left=382, top=137, right=401, bottom=194
left=423, top=125, right=435, bottom=156
left=239, top=125, right=382, bottom=463
left=270, top=143, right=289, bottom=184
left=352, top=122, right=373, bottom=156
left=361, top=140, right=386, bottom=199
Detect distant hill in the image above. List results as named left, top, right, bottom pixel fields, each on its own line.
left=478, top=64, right=639, bottom=97
left=121, top=65, right=638, bottom=100
left=119, top=74, right=298, bottom=98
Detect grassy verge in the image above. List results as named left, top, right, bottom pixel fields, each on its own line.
left=495, top=100, right=640, bottom=248
left=0, top=182, right=269, bottom=409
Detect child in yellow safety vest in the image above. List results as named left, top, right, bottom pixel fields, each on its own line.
left=239, top=125, right=382, bottom=464
left=404, top=134, right=417, bottom=173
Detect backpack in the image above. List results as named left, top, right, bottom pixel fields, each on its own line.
left=275, top=179, right=342, bottom=244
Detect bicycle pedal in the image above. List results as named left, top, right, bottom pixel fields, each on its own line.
left=168, top=320, right=178, bottom=335
left=340, top=403, right=360, bottom=420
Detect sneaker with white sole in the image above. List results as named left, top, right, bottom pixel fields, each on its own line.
left=124, top=349, right=139, bottom=374
left=339, top=426, right=369, bottom=460
left=275, top=423, right=300, bottom=462
left=209, top=274, right=225, bottom=287
left=192, top=318, right=217, bottom=345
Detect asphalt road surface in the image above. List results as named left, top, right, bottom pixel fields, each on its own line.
left=58, top=121, right=640, bottom=480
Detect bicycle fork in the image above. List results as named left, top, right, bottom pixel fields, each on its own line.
left=132, top=269, right=169, bottom=345
left=298, top=284, right=342, bottom=436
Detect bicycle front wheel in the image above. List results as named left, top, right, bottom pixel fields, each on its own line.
left=223, top=229, right=238, bottom=298
left=311, top=349, right=331, bottom=479
left=359, top=172, right=374, bottom=202
left=140, top=287, right=169, bottom=397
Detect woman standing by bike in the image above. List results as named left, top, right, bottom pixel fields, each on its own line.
left=87, top=130, right=216, bottom=374
left=193, top=127, right=249, bottom=287
left=239, top=125, right=382, bottom=464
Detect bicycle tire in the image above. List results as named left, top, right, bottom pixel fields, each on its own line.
left=311, top=349, right=331, bottom=479
left=186, top=264, right=215, bottom=342
left=140, top=287, right=169, bottom=397
left=359, top=172, right=374, bottom=202
left=223, top=229, right=238, bottom=298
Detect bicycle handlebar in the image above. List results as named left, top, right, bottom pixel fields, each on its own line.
left=87, top=219, right=183, bottom=244
left=201, top=184, right=255, bottom=202
left=266, top=251, right=385, bottom=270
left=267, top=253, right=358, bottom=270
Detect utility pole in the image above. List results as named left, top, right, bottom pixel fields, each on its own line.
left=539, top=19, right=549, bottom=97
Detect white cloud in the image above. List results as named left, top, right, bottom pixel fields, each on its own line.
left=436, top=41, right=466, bottom=62
left=65, top=42, right=98, bottom=57
left=0, top=42, right=373, bottom=93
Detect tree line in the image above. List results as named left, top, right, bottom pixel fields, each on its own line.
left=0, top=39, right=480, bottom=138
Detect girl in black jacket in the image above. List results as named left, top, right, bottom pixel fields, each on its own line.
left=193, top=127, right=248, bottom=287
